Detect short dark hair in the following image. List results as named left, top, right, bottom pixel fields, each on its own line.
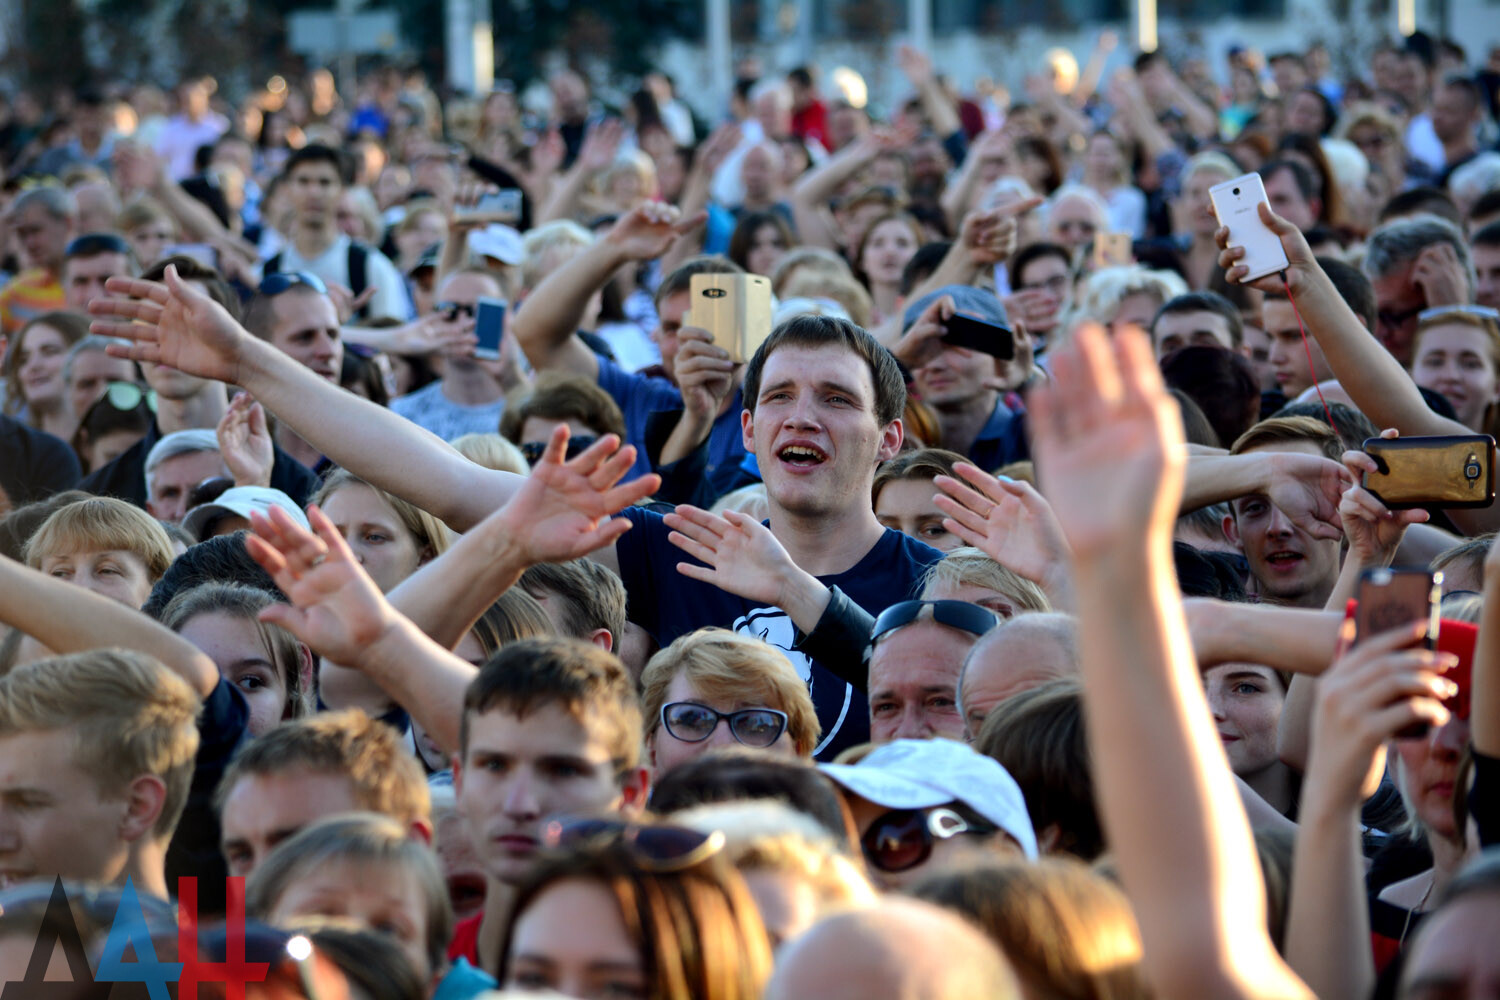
left=1472, top=219, right=1500, bottom=248
left=283, top=143, right=351, bottom=186
left=787, top=66, right=814, bottom=89
left=1151, top=291, right=1244, bottom=348
left=460, top=637, right=642, bottom=768
left=142, top=256, right=241, bottom=322
left=654, top=256, right=742, bottom=313
left=1377, top=186, right=1461, bottom=225
left=1264, top=256, right=1377, bottom=332
left=1271, top=400, right=1379, bottom=448
left=742, top=315, right=907, bottom=427
left=1441, top=74, right=1482, bottom=110
left=1011, top=241, right=1072, bottom=288
left=1159, top=346, right=1262, bottom=449
left=726, top=212, right=793, bottom=275
left=520, top=559, right=628, bottom=651
left=1262, top=158, right=1318, bottom=201
left=499, top=372, right=627, bottom=443
left=143, top=531, right=284, bottom=619
left=899, top=241, right=951, bottom=297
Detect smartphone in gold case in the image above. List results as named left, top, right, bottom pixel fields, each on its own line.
left=688, top=273, right=773, bottom=363
left=1361, top=434, right=1496, bottom=509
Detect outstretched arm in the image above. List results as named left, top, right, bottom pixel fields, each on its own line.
left=1181, top=451, right=1351, bottom=541
left=1033, top=323, right=1310, bottom=999
left=92, top=267, right=518, bottom=532
left=933, top=463, right=1074, bottom=610
left=0, top=555, right=217, bottom=697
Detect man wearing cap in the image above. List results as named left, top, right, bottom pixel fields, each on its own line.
left=820, top=738, right=1037, bottom=889
left=866, top=600, right=998, bottom=743
left=182, top=486, right=309, bottom=542
left=263, top=144, right=412, bottom=323
left=63, top=233, right=138, bottom=313
left=898, top=286, right=1030, bottom=469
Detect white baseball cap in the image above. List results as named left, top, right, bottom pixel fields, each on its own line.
left=467, top=224, right=525, bottom=266
left=182, top=486, right=310, bottom=542
left=820, top=739, right=1038, bottom=859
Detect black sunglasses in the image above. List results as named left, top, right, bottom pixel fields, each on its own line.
left=1377, top=302, right=1423, bottom=330
left=258, top=270, right=328, bottom=297
left=521, top=435, right=598, bottom=466
left=435, top=300, right=477, bottom=321
left=66, top=232, right=133, bottom=257
left=660, top=701, right=789, bottom=749
left=865, top=600, right=999, bottom=662
left=861, top=806, right=993, bottom=873
left=540, top=817, right=724, bottom=871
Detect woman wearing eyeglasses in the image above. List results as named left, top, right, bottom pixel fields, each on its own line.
left=498, top=820, right=773, bottom=1000
left=639, top=628, right=820, bottom=779
left=1408, top=305, right=1500, bottom=438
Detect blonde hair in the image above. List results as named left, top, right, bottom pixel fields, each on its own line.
left=770, top=247, right=852, bottom=298
left=24, top=496, right=175, bottom=581
left=0, top=649, right=201, bottom=838
left=921, top=547, right=1051, bottom=616
left=450, top=432, right=529, bottom=475
left=640, top=629, right=820, bottom=757
left=312, top=470, right=454, bottom=565
left=780, top=270, right=874, bottom=329
left=246, top=812, right=452, bottom=977
left=521, top=220, right=594, bottom=292
left=710, top=483, right=771, bottom=520
left=1066, top=266, right=1188, bottom=337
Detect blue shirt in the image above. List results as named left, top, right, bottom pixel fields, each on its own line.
left=595, top=355, right=747, bottom=486
left=433, top=958, right=496, bottom=1000
left=968, top=398, right=1029, bottom=473
left=615, top=507, right=945, bottom=759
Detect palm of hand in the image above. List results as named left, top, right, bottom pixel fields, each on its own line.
left=1039, top=410, right=1179, bottom=556
left=982, top=497, right=1059, bottom=581
left=158, top=293, right=242, bottom=383
left=284, top=567, right=387, bottom=660
left=509, top=467, right=613, bottom=562
left=707, top=522, right=786, bottom=604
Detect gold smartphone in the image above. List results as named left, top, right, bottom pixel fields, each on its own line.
left=688, top=273, right=773, bottom=363
left=1362, top=434, right=1496, bottom=509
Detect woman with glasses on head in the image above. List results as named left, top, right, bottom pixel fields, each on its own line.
left=498, top=819, right=773, bottom=1000
left=1408, top=305, right=1500, bottom=438
left=640, top=628, right=820, bottom=778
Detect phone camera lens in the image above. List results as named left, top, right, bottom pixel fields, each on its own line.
left=1232, top=187, right=1240, bottom=196
left=1467, top=462, right=1482, bottom=479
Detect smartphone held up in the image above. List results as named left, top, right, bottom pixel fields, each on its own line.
left=1209, top=173, right=1289, bottom=283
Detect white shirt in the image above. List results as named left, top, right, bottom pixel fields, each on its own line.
left=273, top=233, right=413, bottom=322
left=155, top=112, right=230, bottom=180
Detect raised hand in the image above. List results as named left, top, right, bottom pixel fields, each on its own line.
left=664, top=505, right=810, bottom=607
left=390, top=310, right=477, bottom=357
left=1338, top=431, right=1428, bottom=566
left=896, top=44, right=935, bottom=87
left=673, top=328, right=736, bottom=422
left=325, top=282, right=377, bottom=324
left=960, top=197, right=1043, bottom=265
left=696, top=123, right=744, bottom=177
left=1412, top=243, right=1469, bottom=309
left=1262, top=450, right=1356, bottom=542
left=1216, top=201, right=1319, bottom=296
left=891, top=294, right=954, bottom=369
left=246, top=504, right=402, bottom=665
left=490, top=425, right=661, bottom=565
left=1029, top=323, right=1185, bottom=558
left=217, top=391, right=274, bottom=488
left=603, top=202, right=708, bottom=262
left=90, top=265, right=251, bottom=385
left=577, top=118, right=624, bottom=174
left=933, top=463, right=1071, bottom=590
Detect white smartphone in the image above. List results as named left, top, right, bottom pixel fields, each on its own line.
left=1209, top=173, right=1289, bottom=283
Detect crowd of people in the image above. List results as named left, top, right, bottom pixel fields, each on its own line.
left=1, top=24, right=1499, bottom=1000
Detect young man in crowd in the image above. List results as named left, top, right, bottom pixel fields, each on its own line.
left=61, top=233, right=137, bottom=314
left=1151, top=291, right=1245, bottom=359
left=1261, top=257, right=1376, bottom=401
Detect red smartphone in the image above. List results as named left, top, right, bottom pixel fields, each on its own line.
left=1354, top=566, right=1443, bottom=738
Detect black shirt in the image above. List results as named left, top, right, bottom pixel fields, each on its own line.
left=0, top=414, right=80, bottom=505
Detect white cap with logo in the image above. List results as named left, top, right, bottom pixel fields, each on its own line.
left=182, top=486, right=310, bottom=542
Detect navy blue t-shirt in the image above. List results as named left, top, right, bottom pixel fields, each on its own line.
left=595, top=355, right=747, bottom=487
left=615, top=507, right=945, bottom=759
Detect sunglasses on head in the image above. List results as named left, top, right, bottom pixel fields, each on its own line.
left=660, top=701, right=789, bottom=749
left=435, top=300, right=477, bottom=321
left=541, top=817, right=725, bottom=871
left=258, top=270, right=328, bottom=297
left=104, top=380, right=156, bottom=413
left=865, top=600, right=999, bottom=662
left=861, top=806, right=993, bottom=873
left=520, top=435, right=598, bottom=466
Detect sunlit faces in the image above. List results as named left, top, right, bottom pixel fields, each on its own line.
left=504, top=877, right=648, bottom=1000
left=1223, top=440, right=1343, bottom=607
left=175, top=611, right=290, bottom=736
left=454, top=704, right=640, bottom=885
left=39, top=548, right=154, bottom=608
left=64, top=252, right=131, bottom=313
left=14, top=324, right=69, bottom=411
left=219, top=769, right=363, bottom=877
left=146, top=448, right=230, bottom=524
left=67, top=349, right=138, bottom=422
left=745, top=343, right=902, bottom=520
left=912, top=341, right=999, bottom=408
left=266, top=859, right=434, bottom=982
left=318, top=482, right=425, bottom=593
left=1202, top=664, right=1286, bottom=778
left=1410, top=321, right=1500, bottom=431
left=1152, top=310, right=1236, bottom=358
left=1046, top=195, right=1101, bottom=254
left=648, top=671, right=797, bottom=777
left=268, top=290, right=343, bottom=383
left=874, top=478, right=959, bottom=551
left=652, top=290, right=691, bottom=383
left=859, top=218, right=919, bottom=288
left=0, top=727, right=137, bottom=889
left=1263, top=297, right=1333, bottom=398
left=866, top=622, right=972, bottom=742
left=1391, top=715, right=1470, bottom=840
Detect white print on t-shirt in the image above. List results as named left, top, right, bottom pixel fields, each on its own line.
left=733, top=605, right=851, bottom=756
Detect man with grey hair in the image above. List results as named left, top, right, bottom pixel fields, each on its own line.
left=958, top=612, right=1080, bottom=739
left=144, top=429, right=230, bottom=524
left=764, top=897, right=1019, bottom=1000
left=0, top=186, right=74, bottom=334
left=1362, top=212, right=1475, bottom=364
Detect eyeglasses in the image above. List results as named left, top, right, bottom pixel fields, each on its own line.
left=1020, top=274, right=1070, bottom=294
left=65, top=232, right=132, bottom=257
left=861, top=807, right=994, bottom=873
left=660, top=701, right=789, bottom=748
left=104, top=380, right=156, bottom=413
left=865, top=600, right=999, bottom=662
left=540, top=816, right=725, bottom=871
left=520, top=435, right=598, bottom=466
left=258, top=270, right=328, bottom=297
left=435, top=300, right=476, bottom=321
left=1377, top=302, right=1424, bottom=330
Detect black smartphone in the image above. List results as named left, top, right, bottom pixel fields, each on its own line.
left=942, top=313, right=1015, bottom=360
left=1354, top=566, right=1443, bottom=738
left=474, top=297, right=506, bottom=360
left=1362, top=434, right=1496, bottom=510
